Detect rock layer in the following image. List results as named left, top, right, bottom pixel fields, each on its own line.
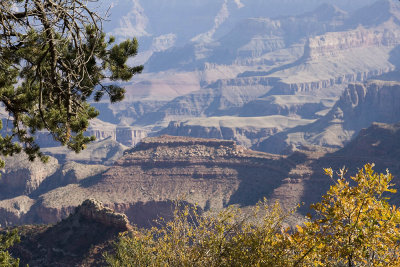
left=5, top=136, right=295, bottom=227
left=36, top=120, right=148, bottom=148
left=256, top=80, right=400, bottom=154
left=0, top=154, right=59, bottom=199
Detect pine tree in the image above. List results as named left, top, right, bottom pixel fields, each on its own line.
left=0, top=0, right=143, bottom=166
left=0, top=230, right=19, bottom=266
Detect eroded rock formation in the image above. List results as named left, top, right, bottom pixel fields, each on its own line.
left=8, top=199, right=130, bottom=266
left=0, top=154, right=59, bottom=199
left=2, top=136, right=296, bottom=227
left=256, top=80, right=400, bottom=154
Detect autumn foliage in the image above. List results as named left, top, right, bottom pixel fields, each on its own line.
left=106, top=164, right=400, bottom=267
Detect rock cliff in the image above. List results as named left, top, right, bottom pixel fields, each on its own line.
left=256, top=80, right=400, bottom=154
left=334, top=122, right=400, bottom=163
left=74, top=199, right=131, bottom=231
left=42, top=137, right=128, bottom=165
left=35, top=119, right=148, bottom=148
left=0, top=154, right=59, bottom=199
left=159, top=116, right=315, bottom=148
left=3, top=136, right=297, bottom=227
left=0, top=156, right=110, bottom=226
left=308, top=25, right=400, bottom=59
left=0, top=196, right=35, bottom=227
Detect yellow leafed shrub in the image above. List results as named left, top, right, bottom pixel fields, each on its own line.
left=105, top=164, right=400, bottom=267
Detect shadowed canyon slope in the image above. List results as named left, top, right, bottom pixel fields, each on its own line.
left=8, top=199, right=130, bottom=266
left=299, top=121, right=400, bottom=209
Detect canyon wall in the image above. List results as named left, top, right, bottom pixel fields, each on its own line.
left=0, top=136, right=295, bottom=227
left=256, top=80, right=400, bottom=154
left=35, top=124, right=148, bottom=148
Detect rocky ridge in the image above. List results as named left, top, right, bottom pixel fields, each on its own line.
left=159, top=116, right=316, bottom=148
left=0, top=136, right=297, bottom=228
left=8, top=199, right=130, bottom=266
left=74, top=199, right=131, bottom=231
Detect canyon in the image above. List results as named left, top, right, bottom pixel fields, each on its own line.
left=84, top=1, right=400, bottom=147
left=2, top=120, right=400, bottom=230
left=24, top=1, right=400, bottom=156
left=1, top=1, right=400, bottom=257
left=1, top=1, right=400, bottom=266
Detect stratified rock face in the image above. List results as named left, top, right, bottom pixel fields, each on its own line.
left=23, top=136, right=294, bottom=227
left=158, top=115, right=316, bottom=148
left=308, top=26, right=400, bottom=59
left=0, top=154, right=59, bottom=199
left=42, top=137, right=128, bottom=165
left=256, top=80, right=400, bottom=154
left=115, top=126, right=148, bottom=146
left=35, top=118, right=148, bottom=148
left=30, top=162, right=109, bottom=198
left=339, top=81, right=400, bottom=129
left=102, top=136, right=291, bottom=210
left=238, top=95, right=336, bottom=119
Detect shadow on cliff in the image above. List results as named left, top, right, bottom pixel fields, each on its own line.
left=298, top=152, right=400, bottom=216
left=133, top=156, right=296, bottom=209
left=376, top=45, right=400, bottom=81
left=119, top=200, right=202, bottom=229
left=30, top=170, right=108, bottom=198
left=227, top=156, right=297, bottom=207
